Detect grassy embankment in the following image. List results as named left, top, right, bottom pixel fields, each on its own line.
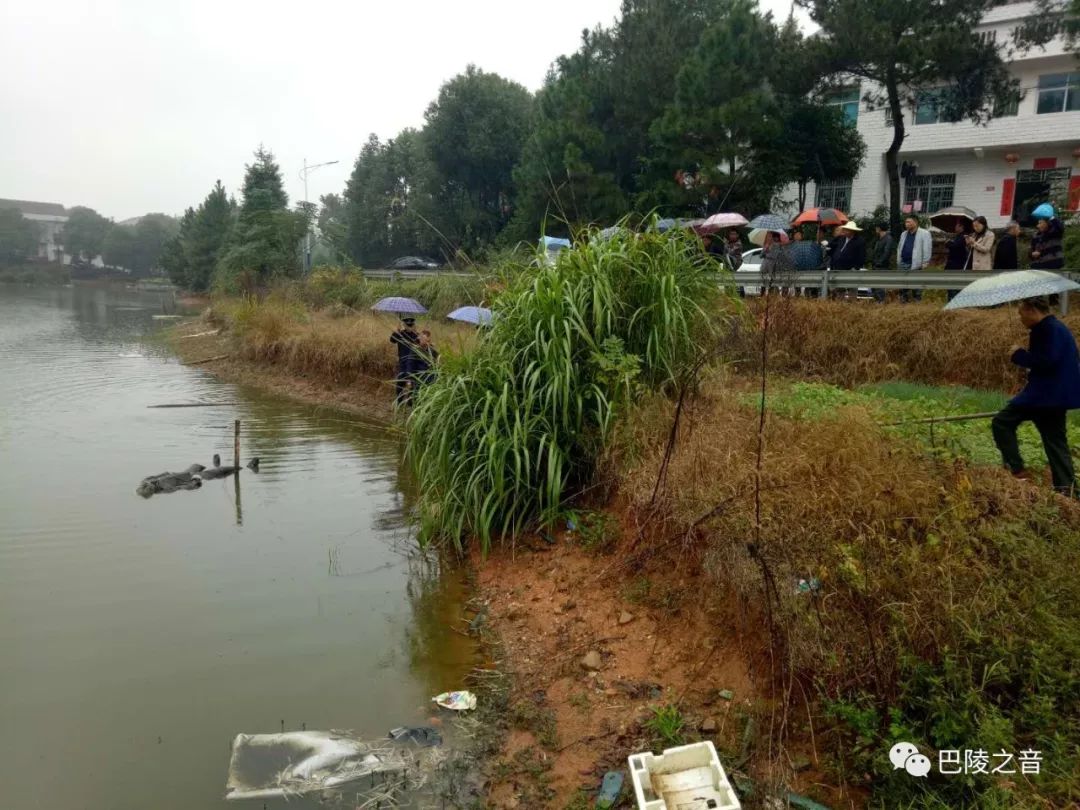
left=169, top=268, right=492, bottom=417
left=398, top=239, right=1080, bottom=809
left=174, top=258, right=1080, bottom=808
left=0, top=262, right=70, bottom=284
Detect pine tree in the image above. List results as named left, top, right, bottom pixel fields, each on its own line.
left=240, top=146, right=289, bottom=212
left=216, top=147, right=305, bottom=290
left=160, top=208, right=195, bottom=287
left=186, top=181, right=235, bottom=291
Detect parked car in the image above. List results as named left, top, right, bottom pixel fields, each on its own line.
left=388, top=256, right=441, bottom=271
left=734, top=248, right=872, bottom=298
left=736, top=248, right=763, bottom=296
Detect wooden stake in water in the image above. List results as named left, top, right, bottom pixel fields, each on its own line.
left=234, top=419, right=241, bottom=469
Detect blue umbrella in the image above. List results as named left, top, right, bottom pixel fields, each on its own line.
left=372, top=296, right=427, bottom=315
left=944, top=270, right=1079, bottom=310
left=787, top=240, right=824, bottom=271
left=1032, top=203, right=1056, bottom=220
left=447, top=306, right=493, bottom=326
left=748, top=213, right=791, bottom=232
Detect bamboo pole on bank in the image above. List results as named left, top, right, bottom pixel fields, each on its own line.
left=882, top=411, right=998, bottom=427
left=234, top=419, right=240, bottom=469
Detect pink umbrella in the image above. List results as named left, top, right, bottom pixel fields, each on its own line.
left=702, top=212, right=749, bottom=230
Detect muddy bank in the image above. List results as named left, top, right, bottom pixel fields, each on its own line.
left=472, top=517, right=850, bottom=809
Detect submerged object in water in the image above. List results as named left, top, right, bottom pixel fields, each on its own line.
left=136, top=464, right=206, bottom=498
left=224, top=730, right=413, bottom=802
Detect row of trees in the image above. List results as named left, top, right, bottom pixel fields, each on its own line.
left=161, top=148, right=307, bottom=292
left=0, top=204, right=179, bottom=272
left=321, top=0, right=1072, bottom=264
left=0, top=208, right=41, bottom=264
left=316, top=66, right=535, bottom=267
left=62, top=206, right=180, bottom=273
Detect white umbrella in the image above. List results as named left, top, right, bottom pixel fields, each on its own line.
left=748, top=228, right=790, bottom=247
left=943, top=270, right=1080, bottom=310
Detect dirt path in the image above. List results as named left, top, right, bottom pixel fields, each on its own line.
left=473, top=522, right=765, bottom=808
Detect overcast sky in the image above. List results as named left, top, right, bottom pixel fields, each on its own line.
left=1, top=0, right=806, bottom=221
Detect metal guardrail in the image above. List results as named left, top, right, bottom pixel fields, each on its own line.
left=728, top=269, right=1079, bottom=314
left=360, top=268, right=474, bottom=280
left=356, top=267, right=1078, bottom=314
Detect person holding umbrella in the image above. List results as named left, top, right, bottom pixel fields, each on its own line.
left=787, top=229, right=824, bottom=296
left=943, top=217, right=973, bottom=303
left=724, top=229, right=744, bottom=271
left=407, top=329, right=439, bottom=403
left=391, top=316, right=420, bottom=406
left=945, top=220, right=973, bottom=271
left=991, top=296, right=1080, bottom=496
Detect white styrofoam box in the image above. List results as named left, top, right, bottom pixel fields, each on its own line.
left=628, top=740, right=742, bottom=810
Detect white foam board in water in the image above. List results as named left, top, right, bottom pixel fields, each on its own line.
left=628, top=740, right=742, bottom=810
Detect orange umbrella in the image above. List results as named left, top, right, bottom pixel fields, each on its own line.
left=792, top=207, right=849, bottom=226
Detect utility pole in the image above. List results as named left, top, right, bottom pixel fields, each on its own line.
left=299, top=158, right=339, bottom=274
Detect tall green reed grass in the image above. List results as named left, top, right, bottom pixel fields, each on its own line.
left=405, top=229, right=727, bottom=552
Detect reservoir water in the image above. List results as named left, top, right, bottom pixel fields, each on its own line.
left=0, top=284, right=475, bottom=809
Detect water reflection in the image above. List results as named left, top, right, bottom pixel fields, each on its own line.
left=0, top=284, right=477, bottom=810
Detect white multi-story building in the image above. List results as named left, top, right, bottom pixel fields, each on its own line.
left=799, top=1, right=1080, bottom=228
left=0, top=198, right=69, bottom=261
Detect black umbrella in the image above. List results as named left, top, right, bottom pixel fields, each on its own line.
left=929, top=206, right=977, bottom=233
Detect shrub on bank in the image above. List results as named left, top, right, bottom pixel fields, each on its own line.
left=0, top=262, right=70, bottom=285
left=406, top=229, right=727, bottom=551
left=300, top=267, right=491, bottom=318
left=737, top=298, right=1080, bottom=392
left=618, top=378, right=1080, bottom=808
left=207, top=292, right=477, bottom=384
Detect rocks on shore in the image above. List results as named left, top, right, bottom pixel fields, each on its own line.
left=581, top=651, right=603, bottom=671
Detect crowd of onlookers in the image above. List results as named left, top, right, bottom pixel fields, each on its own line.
left=701, top=205, right=1069, bottom=301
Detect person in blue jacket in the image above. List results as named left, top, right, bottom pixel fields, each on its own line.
left=991, top=296, right=1080, bottom=495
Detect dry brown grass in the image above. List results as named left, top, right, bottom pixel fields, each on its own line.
left=614, top=374, right=1080, bottom=805
left=208, top=296, right=478, bottom=386
left=733, top=299, right=1080, bottom=392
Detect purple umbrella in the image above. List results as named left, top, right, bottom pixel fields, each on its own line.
left=372, top=297, right=427, bottom=315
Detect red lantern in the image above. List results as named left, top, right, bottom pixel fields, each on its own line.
left=1005, top=153, right=1020, bottom=164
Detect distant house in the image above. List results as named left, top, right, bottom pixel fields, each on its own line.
left=0, top=198, right=68, bottom=262
left=787, top=1, right=1080, bottom=227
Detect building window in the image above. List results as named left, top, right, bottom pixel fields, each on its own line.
left=816, top=179, right=853, bottom=211
left=1036, top=72, right=1080, bottom=114
left=974, top=30, right=997, bottom=46
left=826, top=89, right=860, bottom=125
left=914, top=89, right=943, bottom=125
left=904, top=173, right=956, bottom=212
left=993, top=95, right=1019, bottom=117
